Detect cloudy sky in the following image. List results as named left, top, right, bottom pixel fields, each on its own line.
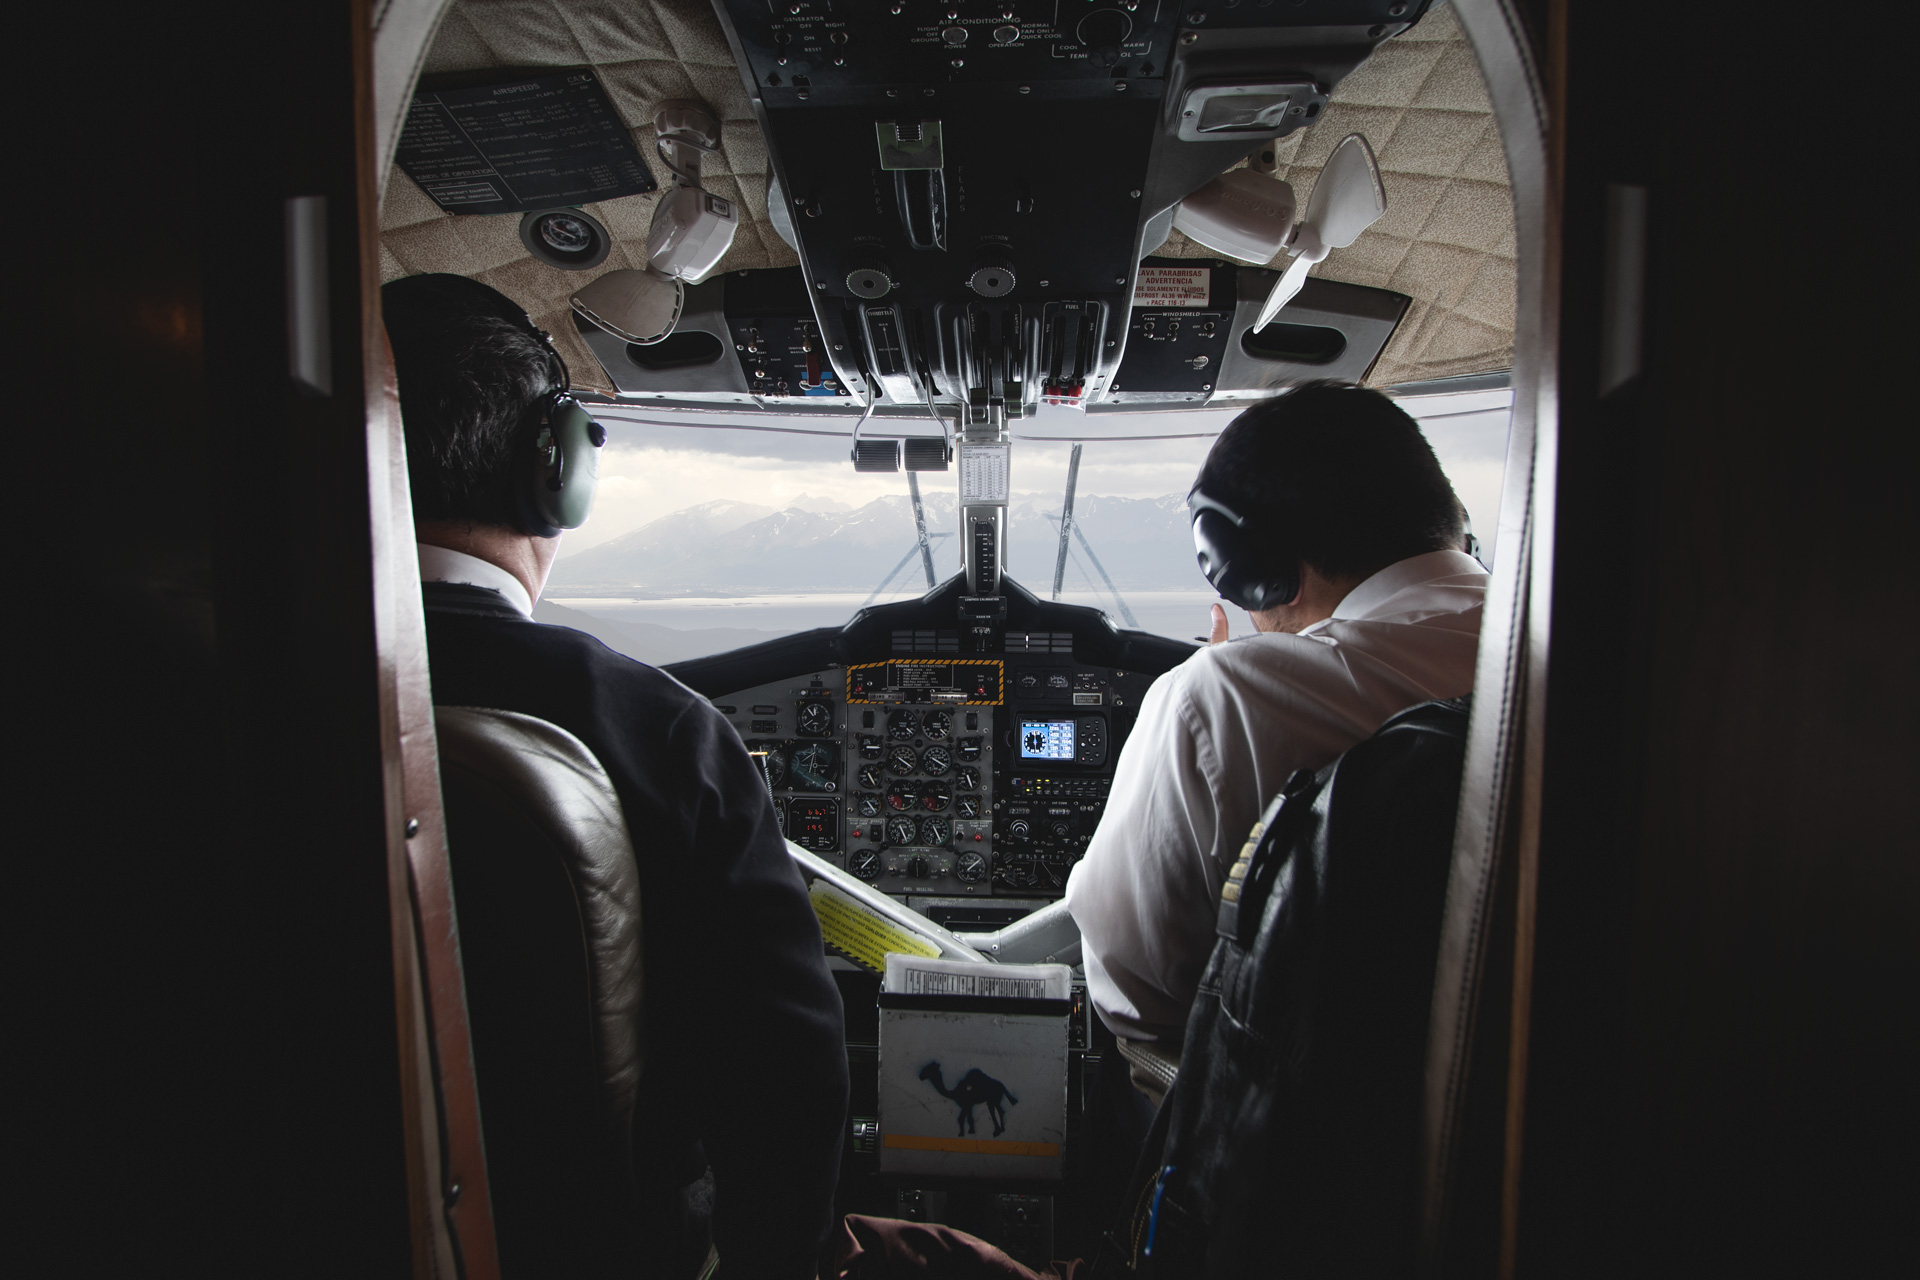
left=561, top=391, right=1513, bottom=567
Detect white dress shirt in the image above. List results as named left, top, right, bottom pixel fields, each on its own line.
left=416, top=542, right=534, bottom=617
left=1063, top=549, right=1489, bottom=1042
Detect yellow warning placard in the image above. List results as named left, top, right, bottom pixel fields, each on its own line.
left=809, top=881, right=942, bottom=973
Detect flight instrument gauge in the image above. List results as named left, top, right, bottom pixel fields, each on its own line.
left=920, top=745, right=953, bottom=776
left=887, top=745, right=920, bottom=776
left=789, top=743, right=839, bottom=791
left=955, top=766, right=980, bottom=790
left=887, top=709, right=918, bottom=740
left=920, top=782, right=951, bottom=812
left=922, top=711, right=952, bottom=740
left=885, top=816, right=917, bottom=845
left=857, top=763, right=885, bottom=790
left=858, top=735, right=883, bottom=759
left=919, top=817, right=951, bottom=846
left=955, top=795, right=982, bottom=819
left=855, top=793, right=882, bottom=818
left=957, top=737, right=983, bottom=762
left=886, top=783, right=919, bottom=812
left=748, top=741, right=787, bottom=789
left=849, top=849, right=881, bottom=882
left=955, top=851, right=988, bottom=883
left=796, top=700, right=835, bottom=737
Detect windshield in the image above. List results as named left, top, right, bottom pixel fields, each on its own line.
left=538, top=390, right=1511, bottom=665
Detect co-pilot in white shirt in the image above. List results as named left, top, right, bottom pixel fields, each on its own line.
left=1063, top=549, right=1489, bottom=1043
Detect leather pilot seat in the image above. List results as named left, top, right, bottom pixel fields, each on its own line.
left=434, top=707, right=656, bottom=1275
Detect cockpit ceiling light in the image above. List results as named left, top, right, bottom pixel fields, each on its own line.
left=519, top=208, right=612, bottom=271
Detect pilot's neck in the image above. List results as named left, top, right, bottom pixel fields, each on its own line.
left=415, top=519, right=560, bottom=609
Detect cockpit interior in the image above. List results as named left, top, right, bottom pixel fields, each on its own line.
left=29, top=0, right=1910, bottom=1274
left=362, top=0, right=1523, bottom=1265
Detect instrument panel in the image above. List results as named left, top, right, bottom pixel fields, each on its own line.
left=712, top=653, right=1155, bottom=900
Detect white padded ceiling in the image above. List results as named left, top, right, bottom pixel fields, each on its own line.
left=379, top=0, right=1512, bottom=393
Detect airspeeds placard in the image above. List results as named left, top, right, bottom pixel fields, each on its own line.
left=397, top=68, right=656, bottom=215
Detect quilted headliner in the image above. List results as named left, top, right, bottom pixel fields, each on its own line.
left=379, top=0, right=1512, bottom=394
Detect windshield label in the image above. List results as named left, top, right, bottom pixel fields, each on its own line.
left=1133, top=266, right=1211, bottom=308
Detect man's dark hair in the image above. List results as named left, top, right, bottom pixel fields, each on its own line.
left=383, top=273, right=559, bottom=526
left=1194, top=380, right=1465, bottom=583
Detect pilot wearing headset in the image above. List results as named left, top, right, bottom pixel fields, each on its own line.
left=1064, top=382, right=1490, bottom=1051
left=383, top=274, right=847, bottom=1280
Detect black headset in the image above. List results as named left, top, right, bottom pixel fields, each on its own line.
left=1188, top=486, right=1302, bottom=612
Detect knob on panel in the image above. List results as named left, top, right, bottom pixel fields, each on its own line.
left=1076, top=8, right=1131, bottom=66
left=968, top=261, right=1017, bottom=297
left=846, top=265, right=895, bottom=298
left=1075, top=9, right=1132, bottom=47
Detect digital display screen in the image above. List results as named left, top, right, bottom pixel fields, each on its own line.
left=1019, top=720, right=1076, bottom=760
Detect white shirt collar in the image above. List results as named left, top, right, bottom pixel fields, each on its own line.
left=1327, top=549, right=1489, bottom=623
left=416, top=543, right=534, bottom=618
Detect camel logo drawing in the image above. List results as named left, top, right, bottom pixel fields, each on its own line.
left=918, top=1061, right=1018, bottom=1137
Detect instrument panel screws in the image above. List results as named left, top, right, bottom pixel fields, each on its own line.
left=1388, top=2, right=1407, bottom=11
left=1180, top=31, right=1198, bottom=43
left=1130, top=188, right=1141, bottom=198
left=1018, top=85, right=1031, bottom=93
left=1039, top=279, right=1051, bottom=287
left=1368, top=23, right=1385, bottom=36
left=1115, top=81, right=1127, bottom=90
left=952, top=58, right=966, bottom=67
left=1115, top=276, right=1127, bottom=284
left=1186, top=9, right=1206, bottom=22
left=405, top=819, right=419, bottom=838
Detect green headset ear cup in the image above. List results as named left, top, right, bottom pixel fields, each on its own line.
left=527, top=398, right=603, bottom=535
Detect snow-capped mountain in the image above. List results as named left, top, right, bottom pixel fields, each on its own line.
left=549, top=491, right=1202, bottom=595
